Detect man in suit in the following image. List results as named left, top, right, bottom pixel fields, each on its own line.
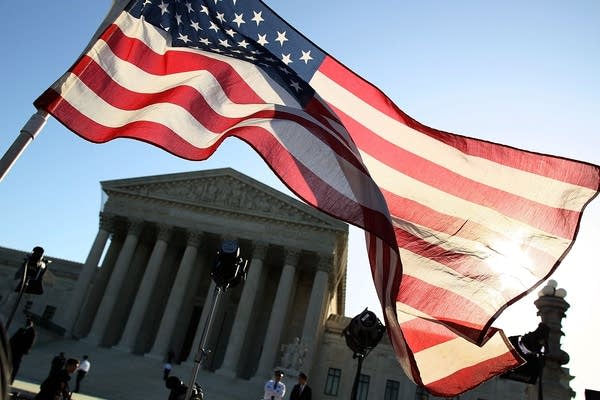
left=9, top=318, right=36, bottom=383
left=35, top=358, right=79, bottom=400
left=290, top=372, right=312, bottom=400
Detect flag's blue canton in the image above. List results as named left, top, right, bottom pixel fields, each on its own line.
left=128, top=0, right=327, bottom=105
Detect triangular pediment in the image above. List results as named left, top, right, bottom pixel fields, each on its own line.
left=101, top=168, right=346, bottom=231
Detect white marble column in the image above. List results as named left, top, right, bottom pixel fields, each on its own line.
left=115, top=224, right=172, bottom=351
left=255, top=248, right=300, bottom=378
left=72, top=231, right=124, bottom=338
left=216, top=242, right=268, bottom=377
left=86, top=219, right=144, bottom=345
left=58, top=212, right=113, bottom=336
left=300, top=255, right=331, bottom=375
left=147, top=231, right=202, bottom=358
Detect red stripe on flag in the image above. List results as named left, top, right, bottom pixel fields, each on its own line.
left=330, top=103, right=583, bottom=239
left=394, top=227, right=559, bottom=289
left=399, top=318, right=457, bottom=353
left=399, top=315, right=501, bottom=353
left=35, top=88, right=222, bottom=159
left=366, top=233, right=400, bottom=305
left=398, top=275, right=492, bottom=341
left=318, top=56, right=600, bottom=190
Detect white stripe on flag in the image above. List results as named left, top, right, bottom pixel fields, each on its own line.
left=395, top=217, right=566, bottom=280
left=414, top=331, right=512, bottom=385
left=58, top=73, right=223, bottom=146
left=399, top=249, right=525, bottom=317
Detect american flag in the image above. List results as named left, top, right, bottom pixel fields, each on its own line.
left=35, top=0, right=600, bottom=396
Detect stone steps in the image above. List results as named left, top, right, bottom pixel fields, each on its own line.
left=16, top=331, right=270, bottom=400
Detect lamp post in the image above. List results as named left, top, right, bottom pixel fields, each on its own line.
left=182, top=240, right=248, bottom=400
left=342, top=309, right=385, bottom=400
left=6, top=246, right=50, bottom=330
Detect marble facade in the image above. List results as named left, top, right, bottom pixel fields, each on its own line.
left=60, top=168, right=348, bottom=379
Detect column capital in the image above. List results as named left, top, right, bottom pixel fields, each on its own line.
left=284, top=248, right=301, bottom=266
left=156, top=224, right=173, bottom=242
left=252, top=241, right=268, bottom=259
left=186, top=230, right=204, bottom=247
left=126, top=218, right=145, bottom=235
left=111, top=219, right=128, bottom=240
left=99, top=212, right=115, bottom=232
left=316, top=254, right=333, bottom=273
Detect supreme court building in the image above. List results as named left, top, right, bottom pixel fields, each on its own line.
left=0, top=168, right=575, bottom=400
left=61, top=168, right=348, bottom=377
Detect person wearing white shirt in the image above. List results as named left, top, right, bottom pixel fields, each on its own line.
left=263, top=370, right=286, bottom=400
left=74, top=355, right=91, bottom=393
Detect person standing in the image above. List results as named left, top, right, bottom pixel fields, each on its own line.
left=163, top=349, right=175, bottom=381
left=9, top=318, right=36, bottom=383
left=263, top=370, right=286, bottom=400
left=289, top=372, right=312, bottom=400
left=163, top=361, right=173, bottom=381
left=35, top=358, right=79, bottom=400
left=74, top=355, right=90, bottom=393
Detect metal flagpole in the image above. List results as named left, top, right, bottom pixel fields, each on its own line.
left=0, top=110, right=48, bottom=183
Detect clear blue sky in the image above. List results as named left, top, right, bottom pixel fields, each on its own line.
left=1, top=1, right=599, bottom=398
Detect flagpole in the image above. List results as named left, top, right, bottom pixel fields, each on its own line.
left=0, top=1, right=132, bottom=184
left=0, top=110, right=49, bottom=183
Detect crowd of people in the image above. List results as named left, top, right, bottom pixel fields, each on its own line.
left=7, top=319, right=314, bottom=400
left=8, top=319, right=92, bottom=400
left=34, top=358, right=79, bottom=400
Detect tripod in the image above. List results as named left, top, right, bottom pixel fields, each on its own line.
left=7, top=248, right=49, bottom=330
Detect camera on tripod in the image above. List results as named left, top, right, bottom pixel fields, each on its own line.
left=502, top=322, right=549, bottom=384
left=211, top=240, right=248, bottom=290
left=14, top=246, right=50, bottom=295
left=343, top=308, right=385, bottom=358
left=165, top=376, right=203, bottom=400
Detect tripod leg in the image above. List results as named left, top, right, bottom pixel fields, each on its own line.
left=184, top=287, right=223, bottom=400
